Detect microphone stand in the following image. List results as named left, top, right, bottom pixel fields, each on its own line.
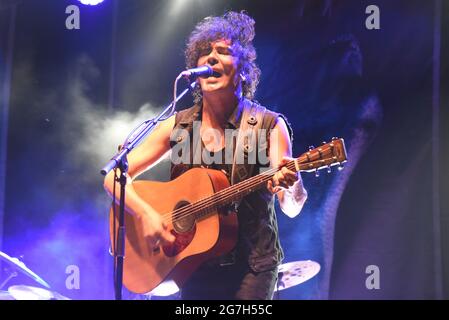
left=100, top=80, right=196, bottom=300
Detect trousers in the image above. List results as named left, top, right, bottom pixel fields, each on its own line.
left=180, top=259, right=278, bottom=300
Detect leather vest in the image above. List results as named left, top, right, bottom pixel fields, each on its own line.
left=169, top=99, right=287, bottom=272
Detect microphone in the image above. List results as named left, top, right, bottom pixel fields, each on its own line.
left=180, top=65, right=213, bottom=79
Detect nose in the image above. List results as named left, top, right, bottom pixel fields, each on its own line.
left=206, top=51, right=218, bottom=66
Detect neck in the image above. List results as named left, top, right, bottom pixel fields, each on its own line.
left=202, top=93, right=239, bottom=129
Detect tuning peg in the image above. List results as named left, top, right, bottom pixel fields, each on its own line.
left=322, top=141, right=327, bottom=145
left=337, top=163, right=344, bottom=171
left=315, top=169, right=320, bottom=177
left=308, top=145, right=315, bottom=151
left=332, top=137, right=338, bottom=140
left=327, top=166, right=332, bottom=173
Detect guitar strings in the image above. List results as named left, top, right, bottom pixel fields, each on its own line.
left=162, top=164, right=287, bottom=224
left=163, top=150, right=331, bottom=224
left=165, top=161, right=295, bottom=222
left=162, top=160, right=299, bottom=224
left=161, top=143, right=337, bottom=224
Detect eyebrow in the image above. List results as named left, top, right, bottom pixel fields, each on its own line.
left=215, top=44, right=234, bottom=53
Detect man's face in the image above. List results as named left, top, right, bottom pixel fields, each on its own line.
left=196, top=39, right=239, bottom=98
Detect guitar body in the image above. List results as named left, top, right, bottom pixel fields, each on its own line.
left=109, top=167, right=238, bottom=294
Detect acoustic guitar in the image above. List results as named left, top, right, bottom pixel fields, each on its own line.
left=110, top=138, right=347, bottom=294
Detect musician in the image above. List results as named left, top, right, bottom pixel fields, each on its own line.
left=104, top=11, right=307, bottom=300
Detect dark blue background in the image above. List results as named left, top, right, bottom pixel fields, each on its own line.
left=0, top=0, right=447, bottom=300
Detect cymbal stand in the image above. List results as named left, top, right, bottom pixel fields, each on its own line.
left=0, top=268, right=17, bottom=290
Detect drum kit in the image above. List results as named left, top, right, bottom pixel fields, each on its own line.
left=1, top=249, right=320, bottom=300
left=0, top=251, right=70, bottom=300
left=144, top=259, right=321, bottom=299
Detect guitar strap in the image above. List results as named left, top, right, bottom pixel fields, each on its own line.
left=230, top=100, right=266, bottom=202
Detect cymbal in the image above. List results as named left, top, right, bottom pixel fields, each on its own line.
left=0, top=251, right=50, bottom=288
left=8, top=285, right=70, bottom=300
left=275, top=260, right=320, bottom=291
left=0, top=290, right=15, bottom=300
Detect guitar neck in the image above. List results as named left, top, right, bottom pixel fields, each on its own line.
left=193, top=165, right=285, bottom=220
left=205, top=163, right=293, bottom=213
left=194, top=159, right=306, bottom=219
left=177, top=138, right=346, bottom=221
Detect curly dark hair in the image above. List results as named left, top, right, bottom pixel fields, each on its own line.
left=185, top=11, right=261, bottom=104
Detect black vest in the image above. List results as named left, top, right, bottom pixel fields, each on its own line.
left=169, top=99, right=287, bottom=272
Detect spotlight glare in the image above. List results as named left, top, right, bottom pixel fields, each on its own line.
left=78, top=0, right=105, bottom=5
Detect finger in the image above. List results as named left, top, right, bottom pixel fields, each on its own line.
left=281, top=166, right=294, bottom=175
left=275, top=179, right=288, bottom=189
left=147, top=227, right=163, bottom=246
left=272, top=172, right=282, bottom=187
left=281, top=166, right=298, bottom=178
left=277, top=172, right=292, bottom=189
left=161, top=220, right=174, bottom=238
left=267, top=180, right=281, bottom=194
left=147, top=236, right=160, bottom=248
left=279, top=156, right=292, bottom=166
left=281, top=168, right=298, bottom=185
left=284, top=174, right=298, bottom=186
left=287, top=171, right=299, bottom=180
left=161, top=229, right=176, bottom=244
left=281, top=167, right=294, bottom=183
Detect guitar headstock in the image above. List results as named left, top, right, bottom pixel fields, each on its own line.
left=296, top=138, right=348, bottom=175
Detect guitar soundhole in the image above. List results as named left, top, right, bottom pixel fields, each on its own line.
left=172, top=200, right=196, bottom=234
left=162, top=200, right=196, bottom=258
